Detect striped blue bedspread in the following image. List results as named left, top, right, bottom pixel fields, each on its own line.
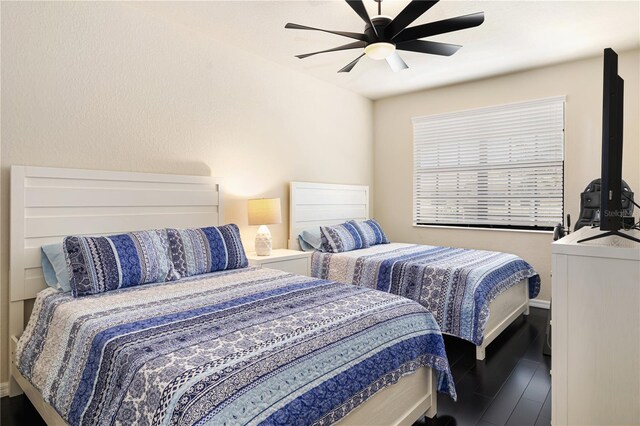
left=17, top=267, right=455, bottom=426
left=312, top=243, right=541, bottom=346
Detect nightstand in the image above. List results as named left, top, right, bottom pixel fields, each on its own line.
left=246, top=249, right=312, bottom=276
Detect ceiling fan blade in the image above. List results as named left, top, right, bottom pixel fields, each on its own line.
left=385, top=0, right=439, bottom=40
left=338, top=53, right=365, bottom=73
left=345, top=0, right=378, bottom=38
left=295, top=41, right=367, bottom=59
left=393, top=12, right=485, bottom=43
left=396, top=40, right=461, bottom=56
left=285, top=23, right=366, bottom=41
left=386, top=52, right=409, bottom=72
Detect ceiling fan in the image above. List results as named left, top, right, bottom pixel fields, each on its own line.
left=285, top=0, right=484, bottom=73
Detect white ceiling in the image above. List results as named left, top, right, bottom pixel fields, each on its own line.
left=134, top=1, right=640, bottom=100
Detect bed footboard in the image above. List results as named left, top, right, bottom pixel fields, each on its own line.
left=337, top=367, right=437, bottom=425
left=476, top=280, right=529, bottom=360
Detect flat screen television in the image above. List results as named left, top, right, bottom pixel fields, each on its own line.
left=600, top=48, right=624, bottom=231
left=579, top=48, right=639, bottom=244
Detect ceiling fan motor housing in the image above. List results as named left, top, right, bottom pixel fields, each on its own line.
left=365, top=16, right=393, bottom=44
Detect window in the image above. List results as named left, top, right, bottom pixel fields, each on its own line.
left=413, top=97, right=565, bottom=231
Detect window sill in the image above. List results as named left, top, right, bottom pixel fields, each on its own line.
left=413, top=224, right=554, bottom=234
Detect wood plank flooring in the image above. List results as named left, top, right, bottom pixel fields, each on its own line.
left=418, top=307, right=551, bottom=426
left=1, top=308, right=550, bottom=426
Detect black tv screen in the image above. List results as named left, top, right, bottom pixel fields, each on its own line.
left=600, top=48, right=624, bottom=231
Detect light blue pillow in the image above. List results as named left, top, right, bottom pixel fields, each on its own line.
left=298, top=228, right=323, bottom=252
left=41, top=243, right=72, bottom=293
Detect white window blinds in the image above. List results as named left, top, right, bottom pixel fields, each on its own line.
left=413, top=96, right=565, bottom=230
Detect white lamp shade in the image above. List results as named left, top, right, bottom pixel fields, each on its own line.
left=248, top=198, right=282, bottom=226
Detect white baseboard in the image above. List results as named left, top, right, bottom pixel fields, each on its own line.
left=0, top=381, right=8, bottom=398
left=529, top=299, right=551, bottom=310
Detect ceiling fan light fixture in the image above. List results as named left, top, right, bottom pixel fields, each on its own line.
left=364, top=42, right=395, bottom=60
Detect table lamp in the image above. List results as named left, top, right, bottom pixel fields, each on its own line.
left=248, top=197, right=282, bottom=256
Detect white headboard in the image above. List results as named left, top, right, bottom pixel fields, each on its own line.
left=9, top=166, right=222, bottom=344
left=288, top=182, right=369, bottom=249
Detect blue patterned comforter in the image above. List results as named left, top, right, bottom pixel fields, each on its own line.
left=312, top=243, right=541, bottom=346
left=17, top=267, right=455, bottom=426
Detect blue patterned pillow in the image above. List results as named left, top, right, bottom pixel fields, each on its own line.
left=350, top=219, right=390, bottom=246
left=63, top=229, right=178, bottom=297
left=320, top=222, right=368, bottom=253
left=166, top=224, right=248, bottom=277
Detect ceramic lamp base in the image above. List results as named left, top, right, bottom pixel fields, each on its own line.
left=255, top=225, right=272, bottom=256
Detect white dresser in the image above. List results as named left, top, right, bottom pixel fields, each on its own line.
left=551, top=227, right=640, bottom=425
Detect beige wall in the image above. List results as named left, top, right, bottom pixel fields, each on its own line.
left=0, top=2, right=373, bottom=383
left=373, top=50, right=640, bottom=303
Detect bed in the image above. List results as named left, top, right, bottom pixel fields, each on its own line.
left=8, top=166, right=455, bottom=426
left=288, top=182, right=541, bottom=360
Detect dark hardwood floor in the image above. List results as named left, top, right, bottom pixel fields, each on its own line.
left=1, top=308, right=550, bottom=426
left=1, top=391, right=46, bottom=426
left=418, top=307, right=551, bottom=426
